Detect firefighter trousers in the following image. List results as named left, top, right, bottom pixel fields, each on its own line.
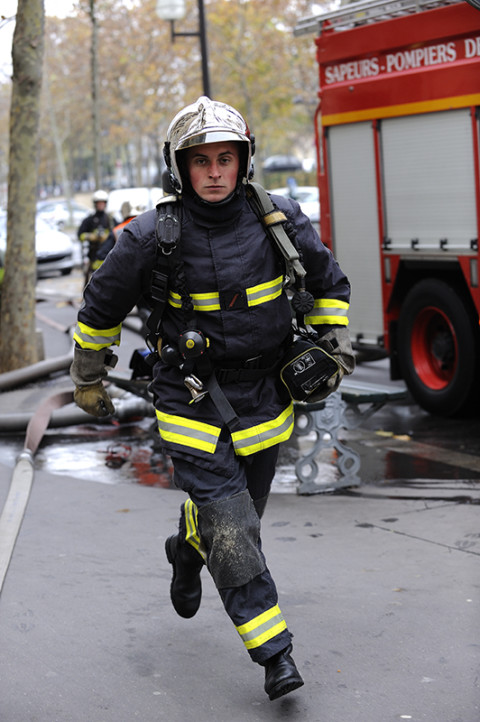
left=171, top=442, right=293, bottom=664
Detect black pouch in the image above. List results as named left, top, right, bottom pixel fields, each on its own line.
left=280, top=338, right=339, bottom=402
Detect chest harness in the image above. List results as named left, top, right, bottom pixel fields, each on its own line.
left=144, top=182, right=315, bottom=429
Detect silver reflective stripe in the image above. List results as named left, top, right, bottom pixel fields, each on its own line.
left=73, top=322, right=121, bottom=349
left=191, top=294, right=221, bottom=311
left=168, top=291, right=220, bottom=311
left=239, top=610, right=286, bottom=644
left=156, top=410, right=220, bottom=454
left=168, top=276, right=284, bottom=312
left=235, top=604, right=288, bottom=650
left=305, top=298, right=349, bottom=326
left=246, top=276, right=283, bottom=306
left=232, top=404, right=294, bottom=455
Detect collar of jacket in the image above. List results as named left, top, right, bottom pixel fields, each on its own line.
left=182, top=184, right=247, bottom=228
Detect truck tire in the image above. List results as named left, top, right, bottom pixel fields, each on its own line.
left=397, top=279, right=479, bottom=416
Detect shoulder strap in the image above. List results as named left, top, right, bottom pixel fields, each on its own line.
left=246, top=181, right=315, bottom=328
left=145, top=195, right=182, bottom=346
left=246, top=181, right=306, bottom=285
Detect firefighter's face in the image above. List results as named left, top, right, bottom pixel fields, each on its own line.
left=185, top=141, right=240, bottom=202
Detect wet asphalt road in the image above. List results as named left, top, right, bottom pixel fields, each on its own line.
left=1, top=266, right=479, bottom=721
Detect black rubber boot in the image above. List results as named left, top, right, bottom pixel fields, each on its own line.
left=165, top=534, right=203, bottom=619
left=264, top=644, right=304, bottom=701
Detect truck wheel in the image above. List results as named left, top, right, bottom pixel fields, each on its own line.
left=397, top=279, right=479, bottom=416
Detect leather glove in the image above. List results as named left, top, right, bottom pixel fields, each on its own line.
left=308, top=327, right=355, bottom=402
left=81, top=230, right=108, bottom=243
left=74, top=382, right=115, bottom=417
left=97, top=229, right=110, bottom=243
left=70, top=347, right=117, bottom=417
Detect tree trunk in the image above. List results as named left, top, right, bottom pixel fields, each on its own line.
left=0, top=0, right=45, bottom=373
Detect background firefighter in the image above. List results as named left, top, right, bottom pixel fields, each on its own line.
left=70, top=97, right=354, bottom=701
left=77, top=189, right=117, bottom=284
left=94, top=200, right=147, bottom=264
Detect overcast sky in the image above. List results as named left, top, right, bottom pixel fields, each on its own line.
left=3, top=0, right=76, bottom=17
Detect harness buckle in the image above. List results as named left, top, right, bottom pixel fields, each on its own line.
left=156, top=209, right=181, bottom=255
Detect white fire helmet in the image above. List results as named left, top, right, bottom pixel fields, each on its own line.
left=164, top=96, right=255, bottom=192
left=120, top=201, right=145, bottom=219
left=92, top=189, right=108, bottom=204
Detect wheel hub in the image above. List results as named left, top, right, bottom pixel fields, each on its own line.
left=411, top=307, right=457, bottom=389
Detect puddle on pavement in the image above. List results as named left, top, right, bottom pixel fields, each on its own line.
left=41, top=419, right=176, bottom=488
left=2, top=414, right=479, bottom=502
left=342, top=439, right=480, bottom=504
left=1, top=419, right=304, bottom=493
left=2, top=418, right=175, bottom=489
left=353, top=439, right=480, bottom=482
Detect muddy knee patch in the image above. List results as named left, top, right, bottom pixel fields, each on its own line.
left=198, top=491, right=265, bottom=588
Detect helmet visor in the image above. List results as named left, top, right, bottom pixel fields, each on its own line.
left=177, top=130, right=249, bottom=151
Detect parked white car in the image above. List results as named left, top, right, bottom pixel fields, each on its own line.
left=36, top=198, right=91, bottom=230
left=268, top=185, right=320, bottom=233
left=0, top=213, right=75, bottom=278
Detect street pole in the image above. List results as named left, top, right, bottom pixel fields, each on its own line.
left=197, top=0, right=211, bottom=98
left=157, top=0, right=211, bottom=98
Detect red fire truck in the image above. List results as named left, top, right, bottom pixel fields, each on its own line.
left=295, top=0, right=480, bottom=416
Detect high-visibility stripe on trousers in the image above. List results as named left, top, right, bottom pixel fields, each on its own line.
left=178, top=497, right=291, bottom=664
left=183, top=499, right=207, bottom=562
left=156, top=402, right=294, bottom=458
left=235, top=604, right=287, bottom=649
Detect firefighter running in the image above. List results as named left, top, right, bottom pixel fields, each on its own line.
left=70, top=97, right=354, bottom=701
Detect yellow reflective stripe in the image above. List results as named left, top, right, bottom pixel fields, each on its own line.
left=305, top=298, right=349, bottom=326
left=184, top=499, right=207, bottom=562
left=236, top=604, right=287, bottom=650
left=73, top=321, right=121, bottom=350
left=156, top=409, right=220, bottom=453
left=191, top=292, right=221, bottom=312
left=91, top=259, right=103, bottom=270
left=232, top=403, right=294, bottom=456
left=184, top=499, right=200, bottom=549
left=168, top=291, right=182, bottom=309
left=157, top=407, right=293, bottom=457
left=168, top=290, right=221, bottom=311
left=246, top=275, right=283, bottom=307
left=167, top=276, right=285, bottom=311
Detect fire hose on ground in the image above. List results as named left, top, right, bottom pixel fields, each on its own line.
left=0, top=355, right=153, bottom=596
